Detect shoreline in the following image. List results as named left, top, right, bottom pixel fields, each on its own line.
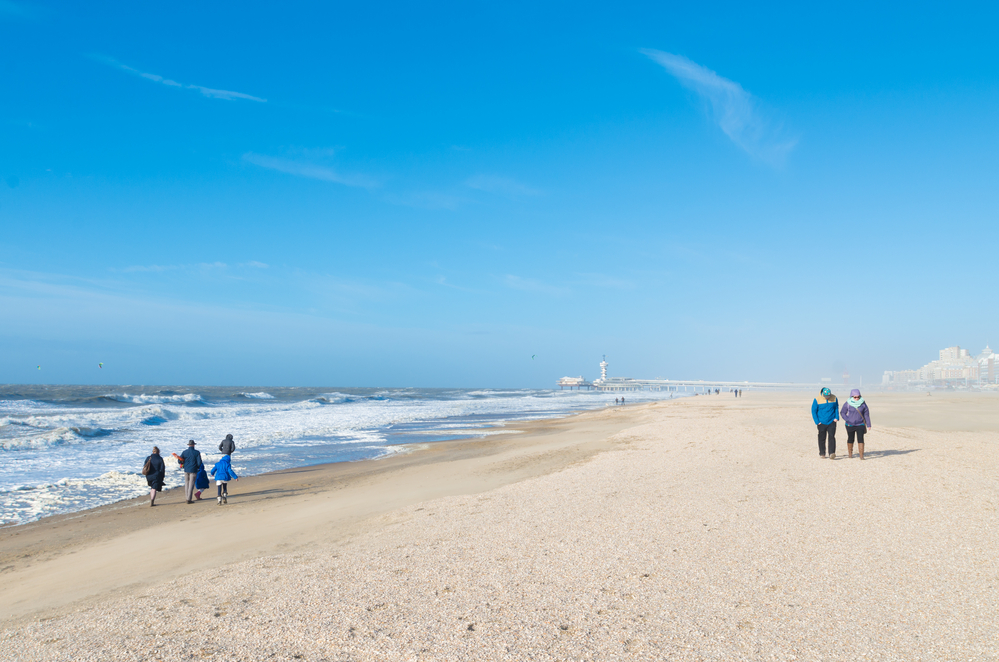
left=0, top=385, right=645, bottom=528
left=0, top=401, right=652, bottom=623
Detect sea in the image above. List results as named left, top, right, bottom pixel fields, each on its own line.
left=0, top=385, right=681, bottom=526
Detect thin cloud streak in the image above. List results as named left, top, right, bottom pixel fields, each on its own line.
left=243, top=153, right=378, bottom=189
left=92, top=55, right=266, bottom=102
left=641, top=49, right=796, bottom=165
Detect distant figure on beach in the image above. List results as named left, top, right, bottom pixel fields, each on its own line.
left=180, top=440, right=204, bottom=504
left=143, top=446, right=166, bottom=507
left=621, top=397, right=625, bottom=405
left=211, top=454, right=239, bottom=505
left=811, top=387, right=840, bottom=459
left=841, top=389, right=872, bottom=460
left=219, top=433, right=236, bottom=455
left=194, top=465, right=210, bottom=500
left=615, top=398, right=619, bottom=404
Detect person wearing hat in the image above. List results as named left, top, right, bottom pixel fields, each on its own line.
left=179, top=440, right=205, bottom=504
left=840, top=389, right=872, bottom=460
left=811, top=387, right=840, bottom=459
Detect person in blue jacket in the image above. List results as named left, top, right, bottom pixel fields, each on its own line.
left=180, top=440, right=204, bottom=504
left=811, top=387, right=840, bottom=459
left=210, top=454, right=239, bottom=505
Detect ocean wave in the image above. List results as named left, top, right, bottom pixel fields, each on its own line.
left=0, top=417, right=41, bottom=428
left=309, top=393, right=352, bottom=405
left=102, top=393, right=205, bottom=405
left=1, top=426, right=116, bottom=450
left=237, top=392, right=276, bottom=399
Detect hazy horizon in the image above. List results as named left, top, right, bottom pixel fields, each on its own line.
left=3, top=2, right=998, bottom=387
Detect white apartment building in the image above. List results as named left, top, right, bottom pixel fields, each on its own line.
left=882, top=345, right=982, bottom=387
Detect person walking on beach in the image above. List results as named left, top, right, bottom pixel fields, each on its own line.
left=811, top=387, right=840, bottom=459
left=210, top=453, right=239, bottom=505
left=193, top=464, right=210, bottom=500
left=219, top=433, right=235, bottom=455
left=841, top=389, right=872, bottom=460
left=143, top=446, right=166, bottom=507
left=180, top=440, right=204, bottom=504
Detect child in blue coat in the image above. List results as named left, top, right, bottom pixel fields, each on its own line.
left=210, top=454, right=239, bottom=505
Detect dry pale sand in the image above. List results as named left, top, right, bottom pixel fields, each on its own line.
left=1, top=391, right=998, bottom=661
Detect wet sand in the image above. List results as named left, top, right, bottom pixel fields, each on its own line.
left=1, top=391, right=997, bottom=661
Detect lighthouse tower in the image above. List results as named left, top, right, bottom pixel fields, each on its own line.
left=599, top=355, right=608, bottom=382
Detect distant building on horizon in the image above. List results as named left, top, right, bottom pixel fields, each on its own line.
left=882, top=345, right=995, bottom=388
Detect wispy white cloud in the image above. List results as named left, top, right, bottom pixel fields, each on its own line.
left=92, top=55, right=266, bottom=102
left=641, top=49, right=796, bottom=166
left=243, top=153, right=378, bottom=189
left=466, top=175, right=540, bottom=197
left=504, top=275, right=569, bottom=296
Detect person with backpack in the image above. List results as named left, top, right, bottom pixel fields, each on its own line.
left=219, top=433, right=236, bottom=455
left=841, top=389, right=872, bottom=460
left=210, top=454, right=239, bottom=505
left=142, top=446, right=166, bottom=507
left=811, top=387, right=840, bottom=459
left=180, top=440, right=204, bottom=504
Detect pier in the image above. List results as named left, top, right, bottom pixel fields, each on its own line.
left=559, top=357, right=848, bottom=393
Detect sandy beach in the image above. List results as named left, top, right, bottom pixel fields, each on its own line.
left=1, top=391, right=997, bottom=660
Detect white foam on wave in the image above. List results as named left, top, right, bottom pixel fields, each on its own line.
left=238, top=392, right=275, bottom=399
left=309, top=392, right=352, bottom=405
left=0, top=388, right=688, bottom=524
left=104, top=393, right=205, bottom=405
left=0, top=469, right=185, bottom=525
left=1, top=426, right=116, bottom=450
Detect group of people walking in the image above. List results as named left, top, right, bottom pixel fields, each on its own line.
left=142, top=434, right=240, bottom=507
left=811, top=387, right=872, bottom=460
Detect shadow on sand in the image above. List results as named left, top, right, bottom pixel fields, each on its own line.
left=860, top=449, right=920, bottom=459
left=227, top=488, right=300, bottom=499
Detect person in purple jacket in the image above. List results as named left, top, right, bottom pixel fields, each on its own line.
left=840, top=389, right=872, bottom=460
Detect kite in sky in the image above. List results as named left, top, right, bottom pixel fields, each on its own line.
left=99, top=363, right=103, bottom=368
left=37, top=365, right=41, bottom=370
left=532, top=355, right=536, bottom=359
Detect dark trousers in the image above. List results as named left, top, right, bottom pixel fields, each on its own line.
left=217, top=482, right=229, bottom=497
left=817, top=422, right=837, bottom=456
left=846, top=425, right=866, bottom=445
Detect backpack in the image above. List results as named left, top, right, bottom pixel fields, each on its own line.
left=142, top=457, right=152, bottom=476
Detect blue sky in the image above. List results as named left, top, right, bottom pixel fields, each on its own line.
left=3, top=1, right=999, bottom=387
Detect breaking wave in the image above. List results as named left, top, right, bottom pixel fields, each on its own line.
left=102, top=393, right=205, bottom=405
left=2, top=426, right=117, bottom=450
